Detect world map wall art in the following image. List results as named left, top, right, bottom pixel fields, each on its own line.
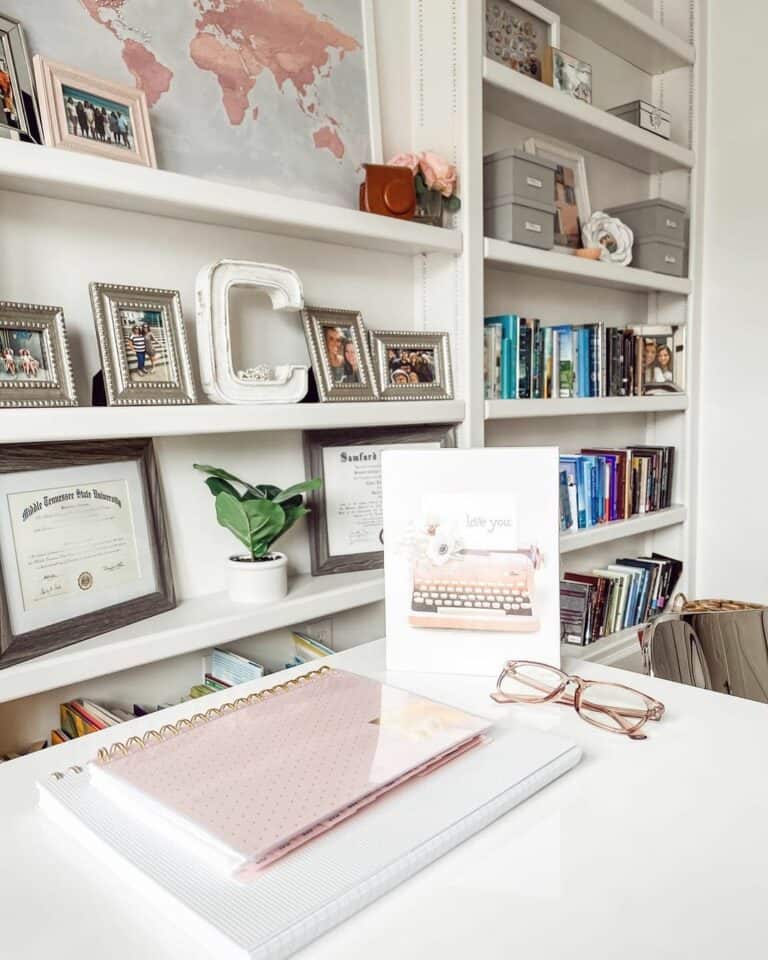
left=10, top=0, right=382, bottom=207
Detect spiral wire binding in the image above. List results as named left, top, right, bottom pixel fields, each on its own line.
left=48, top=667, right=333, bottom=777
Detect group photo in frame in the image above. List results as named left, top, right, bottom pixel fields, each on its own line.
left=302, top=306, right=379, bottom=402
left=90, top=282, right=197, bottom=406
left=0, top=300, right=77, bottom=407
left=369, top=330, right=454, bottom=401
left=303, top=424, right=456, bottom=576
left=33, top=55, right=156, bottom=167
left=0, top=438, right=175, bottom=669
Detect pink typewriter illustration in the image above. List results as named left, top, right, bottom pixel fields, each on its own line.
left=406, top=496, right=543, bottom=632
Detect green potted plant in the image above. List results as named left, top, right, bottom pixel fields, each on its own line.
left=194, top=463, right=321, bottom=604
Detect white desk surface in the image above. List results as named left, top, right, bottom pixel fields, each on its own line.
left=2, top=638, right=767, bottom=959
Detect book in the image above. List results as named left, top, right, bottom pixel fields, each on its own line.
left=39, top=691, right=580, bottom=960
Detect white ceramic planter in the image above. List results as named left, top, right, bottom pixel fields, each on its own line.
left=226, top=552, right=288, bottom=605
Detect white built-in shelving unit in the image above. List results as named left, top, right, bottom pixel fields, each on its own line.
left=0, top=0, right=703, bottom=756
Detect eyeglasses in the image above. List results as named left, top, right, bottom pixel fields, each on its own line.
left=491, top=661, right=665, bottom=740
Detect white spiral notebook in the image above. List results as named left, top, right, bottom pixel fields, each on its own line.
left=39, top=717, right=580, bottom=960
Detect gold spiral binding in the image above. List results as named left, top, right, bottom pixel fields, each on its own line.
left=94, top=665, right=333, bottom=765
left=49, top=764, right=84, bottom=781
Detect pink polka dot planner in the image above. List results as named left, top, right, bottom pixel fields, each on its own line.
left=85, top=667, right=492, bottom=880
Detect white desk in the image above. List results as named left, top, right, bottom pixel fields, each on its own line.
left=1, top=639, right=766, bottom=959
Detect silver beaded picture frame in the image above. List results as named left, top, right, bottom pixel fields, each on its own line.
left=369, top=329, right=454, bottom=401
left=0, top=301, right=77, bottom=408
left=89, top=282, right=197, bottom=406
left=302, top=305, right=379, bottom=402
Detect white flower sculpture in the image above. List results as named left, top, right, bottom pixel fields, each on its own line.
left=582, top=211, right=634, bottom=266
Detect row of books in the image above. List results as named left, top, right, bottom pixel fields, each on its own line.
left=560, top=446, right=675, bottom=531
left=561, top=552, right=683, bottom=646
left=484, top=315, right=683, bottom=400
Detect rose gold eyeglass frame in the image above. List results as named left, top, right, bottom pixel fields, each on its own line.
left=491, top=660, right=665, bottom=740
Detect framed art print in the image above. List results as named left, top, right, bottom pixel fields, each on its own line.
left=543, top=48, right=592, bottom=104
left=524, top=137, right=591, bottom=250
left=0, top=301, right=77, bottom=408
left=33, top=55, right=156, bottom=167
left=303, top=425, right=456, bottom=576
left=0, top=439, right=175, bottom=668
left=302, top=306, right=378, bottom=403
left=484, top=0, right=560, bottom=82
left=369, top=330, right=454, bottom=401
left=383, top=447, right=561, bottom=676
left=90, top=283, right=197, bottom=406
left=0, top=14, right=40, bottom=142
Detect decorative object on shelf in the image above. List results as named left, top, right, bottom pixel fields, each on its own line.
left=90, top=283, right=197, bottom=406
left=196, top=260, right=307, bottom=405
left=484, top=0, right=560, bottom=81
left=483, top=147, right=557, bottom=249
left=382, top=447, right=560, bottom=675
left=193, top=464, right=320, bottom=605
left=369, top=330, right=454, bottom=401
left=0, top=13, right=40, bottom=142
left=581, top=211, right=634, bottom=266
left=303, top=424, right=455, bottom=576
left=543, top=47, right=592, bottom=104
left=388, top=152, right=461, bottom=226
left=0, top=301, right=77, bottom=408
left=11, top=1, right=381, bottom=208
left=608, top=100, right=671, bottom=141
left=358, top=163, right=416, bottom=219
left=640, top=326, right=685, bottom=395
left=524, top=138, right=590, bottom=251
left=32, top=56, right=156, bottom=167
left=605, top=200, right=688, bottom=278
left=302, top=306, right=378, bottom=403
left=0, top=438, right=175, bottom=669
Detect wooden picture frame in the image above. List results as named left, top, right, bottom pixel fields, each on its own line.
left=369, top=329, right=454, bottom=401
left=303, top=424, right=456, bottom=576
left=302, top=305, right=379, bottom=403
left=0, top=300, right=78, bottom=408
left=32, top=55, right=156, bottom=167
left=0, top=438, right=176, bottom=669
left=90, top=282, right=197, bottom=406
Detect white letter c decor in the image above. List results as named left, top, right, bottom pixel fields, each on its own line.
left=195, top=259, right=308, bottom=404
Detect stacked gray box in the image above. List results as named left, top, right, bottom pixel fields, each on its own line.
left=483, top=149, right=557, bottom=249
left=607, top=199, right=688, bottom=277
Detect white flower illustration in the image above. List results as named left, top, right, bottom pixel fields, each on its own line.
left=426, top=524, right=458, bottom=566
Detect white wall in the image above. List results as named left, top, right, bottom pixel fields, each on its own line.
left=696, top=0, right=768, bottom=600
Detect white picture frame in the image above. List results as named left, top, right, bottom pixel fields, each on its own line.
left=383, top=447, right=561, bottom=676
left=195, top=260, right=308, bottom=405
left=484, top=0, right=560, bottom=82
left=524, top=136, right=591, bottom=253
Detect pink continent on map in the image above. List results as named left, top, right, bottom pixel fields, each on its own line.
left=189, top=0, right=359, bottom=157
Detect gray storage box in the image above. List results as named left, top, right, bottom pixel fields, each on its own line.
left=607, top=199, right=688, bottom=244
left=483, top=149, right=557, bottom=206
left=633, top=236, right=687, bottom=277
left=484, top=193, right=555, bottom=249
left=608, top=99, right=671, bottom=140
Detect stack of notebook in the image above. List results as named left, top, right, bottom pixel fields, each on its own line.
left=39, top=667, right=580, bottom=959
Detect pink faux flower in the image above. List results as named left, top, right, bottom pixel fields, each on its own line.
left=419, top=151, right=457, bottom=198
left=387, top=152, right=421, bottom=174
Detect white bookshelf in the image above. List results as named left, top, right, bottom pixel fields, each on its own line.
left=0, top=400, right=465, bottom=444
left=0, top=0, right=702, bottom=757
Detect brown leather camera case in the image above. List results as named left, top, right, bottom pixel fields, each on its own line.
left=359, top=164, right=416, bottom=219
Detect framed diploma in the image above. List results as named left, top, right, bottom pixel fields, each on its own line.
left=303, top=425, right=456, bottom=576
left=0, top=439, right=175, bottom=668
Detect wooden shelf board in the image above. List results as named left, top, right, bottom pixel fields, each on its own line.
left=0, top=400, right=466, bottom=444
left=0, top=570, right=385, bottom=704
left=0, top=140, right=461, bottom=257
left=486, top=396, right=688, bottom=420
left=484, top=238, right=691, bottom=295
left=560, top=505, right=687, bottom=553
left=483, top=59, right=694, bottom=174
left=556, top=0, right=694, bottom=74
left=562, top=623, right=644, bottom=664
